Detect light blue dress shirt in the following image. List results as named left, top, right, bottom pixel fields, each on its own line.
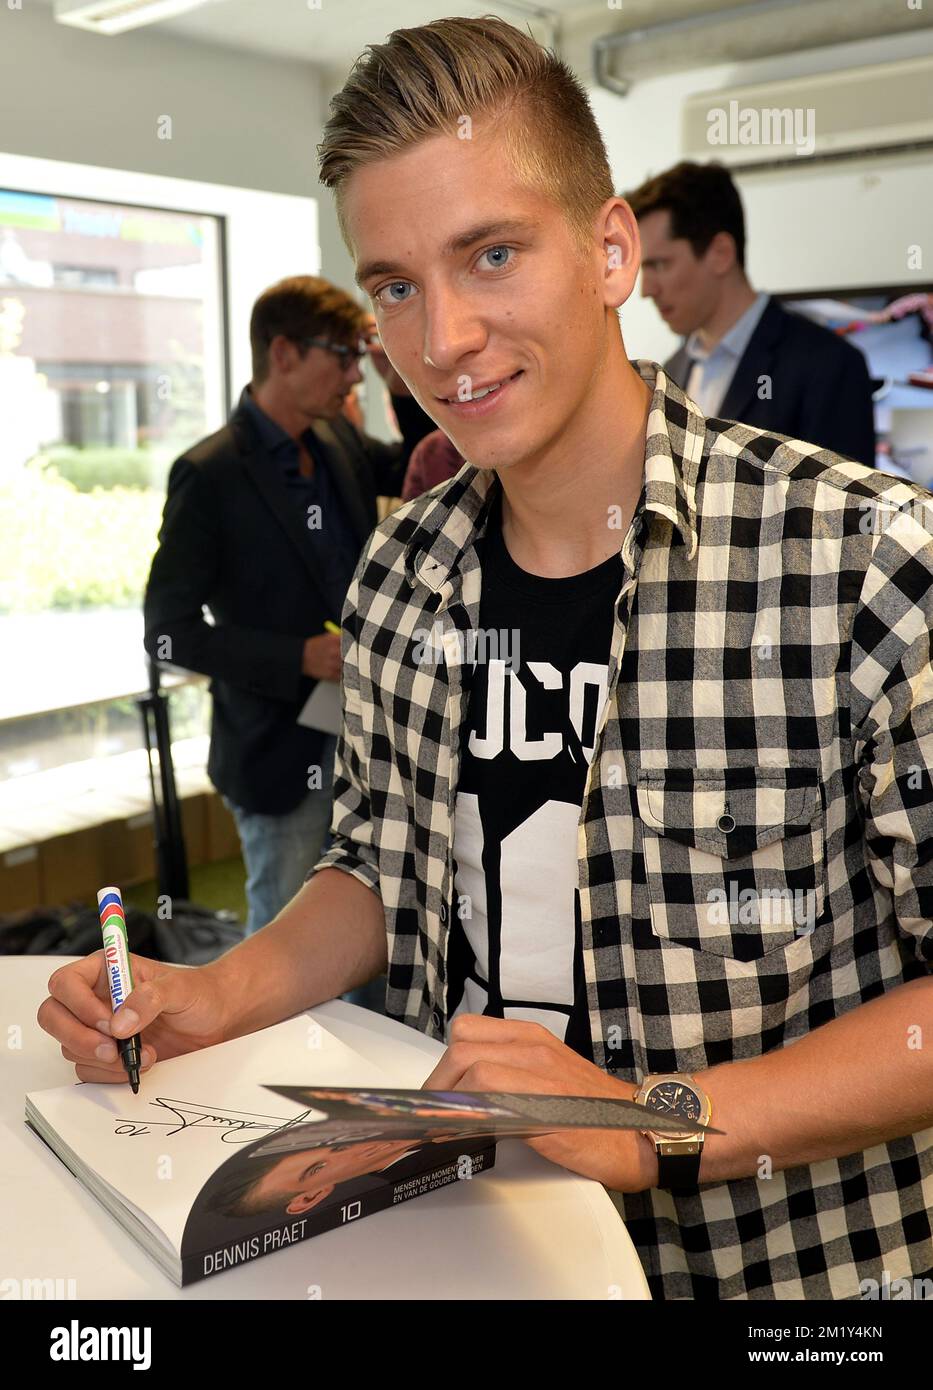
left=684, top=291, right=770, bottom=416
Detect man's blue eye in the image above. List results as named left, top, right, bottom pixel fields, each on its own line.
left=378, top=282, right=410, bottom=306
left=375, top=246, right=514, bottom=307
left=375, top=282, right=406, bottom=304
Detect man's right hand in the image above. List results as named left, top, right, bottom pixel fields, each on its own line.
left=302, top=632, right=342, bottom=681
left=37, top=952, right=229, bottom=1085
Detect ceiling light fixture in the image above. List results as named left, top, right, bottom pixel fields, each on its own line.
left=54, top=0, right=222, bottom=38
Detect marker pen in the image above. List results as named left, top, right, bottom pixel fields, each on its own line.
left=96, top=886, right=141, bottom=1093
left=324, top=620, right=341, bottom=635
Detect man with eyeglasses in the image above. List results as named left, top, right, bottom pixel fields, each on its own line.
left=143, top=275, right=435, bottom=938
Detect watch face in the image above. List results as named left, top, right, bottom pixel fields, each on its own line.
left=647, top=1081, right=701, bottom=1123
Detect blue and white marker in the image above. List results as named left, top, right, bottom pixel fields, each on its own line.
left=97, top=886, right=141, bottom=1093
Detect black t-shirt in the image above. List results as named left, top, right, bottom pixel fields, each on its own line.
left=448, top=485, right=620, bottom=1061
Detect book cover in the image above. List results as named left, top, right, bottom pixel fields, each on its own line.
left=25, top=1017, right=706, bottom=1287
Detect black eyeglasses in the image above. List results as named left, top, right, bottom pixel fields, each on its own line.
left=298, top=336, right=369, bottom=367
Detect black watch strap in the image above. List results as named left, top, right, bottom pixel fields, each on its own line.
left=656, top=1146, right=702, bottom=1189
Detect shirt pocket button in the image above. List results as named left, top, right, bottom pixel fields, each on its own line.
left=636, top=766, right=826, bottom=963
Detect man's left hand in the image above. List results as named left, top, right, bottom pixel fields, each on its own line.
left=422, top=1015, right=658, bottom=1193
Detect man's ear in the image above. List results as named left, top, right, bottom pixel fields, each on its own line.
left=287, top=1183, right=334, bottom=1214
left=601, top=198, right=641, bottom=312
left=706, top=230, right=739, bottom=276
left=269, top=333, right=298, bottom=375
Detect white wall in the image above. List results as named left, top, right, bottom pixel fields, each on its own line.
left=589, top=24, right=933, bottom=364
left=0, top=2, right=322, bottom=196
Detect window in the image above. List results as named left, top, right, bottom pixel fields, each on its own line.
left=0, top=188, right=226, bottom=820
left=52, top=264, right=119, bottom=288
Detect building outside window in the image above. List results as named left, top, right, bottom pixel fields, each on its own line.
left=0, top=188, right=226, bottom=834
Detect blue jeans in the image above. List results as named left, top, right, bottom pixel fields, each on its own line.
left=224, top=734, right=337, bottom=937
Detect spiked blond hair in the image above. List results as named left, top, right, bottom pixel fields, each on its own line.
left=317, top=14, right=615, bottom=266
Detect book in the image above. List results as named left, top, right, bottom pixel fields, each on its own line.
left=24, top=1016, right=705, bottom=1287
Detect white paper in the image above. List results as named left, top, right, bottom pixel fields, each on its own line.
left=297, top=680, right=341, bottom=734
left=25, top=1015, right=393, bottom=1256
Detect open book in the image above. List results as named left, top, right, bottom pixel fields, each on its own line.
left=25, top=1015, right=706, bottom=1287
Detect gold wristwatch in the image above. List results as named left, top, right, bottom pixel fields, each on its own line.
left=634, top=1073, right=712, bottom=1189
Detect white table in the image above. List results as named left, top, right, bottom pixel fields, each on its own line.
left=1, top=956, right=650, bottom=1300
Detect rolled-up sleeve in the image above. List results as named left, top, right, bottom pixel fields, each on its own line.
left=850, top=506, right=933, bottom=965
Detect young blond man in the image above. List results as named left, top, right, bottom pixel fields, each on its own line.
left=39, top=17, right=933, bottom=1299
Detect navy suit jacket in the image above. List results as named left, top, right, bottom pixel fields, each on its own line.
left=143, top=393, right=433, bottom=815
left=664, top=296, right=876, bottom=467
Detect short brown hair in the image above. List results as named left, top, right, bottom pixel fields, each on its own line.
left=625, top=161, right=746, bottom=270
left=204, top=1151, right=292, bottom=1219
left=249, top=275, right=369, bottom=384
left=317, top=15, right=614, bottom=266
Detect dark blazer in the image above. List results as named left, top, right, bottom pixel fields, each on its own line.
left=143, top=392, right=434, bottom=815
left=664, top=296, right=876, bottom=467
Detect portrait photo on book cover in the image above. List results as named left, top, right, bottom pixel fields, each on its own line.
left=181, top=1087, right=502, bottom=1265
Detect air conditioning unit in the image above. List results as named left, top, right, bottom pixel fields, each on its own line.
left=682, top=55, right=933, bottom=169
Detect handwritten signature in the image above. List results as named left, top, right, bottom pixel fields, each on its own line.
left=113, top=1099, right=319, bottom=1144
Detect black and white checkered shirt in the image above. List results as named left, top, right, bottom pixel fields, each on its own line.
left=311, top=359, right=933, bottom=1299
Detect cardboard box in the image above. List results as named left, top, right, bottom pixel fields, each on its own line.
left=40, top=829, right=106, bottom=905
left=5, top=789, right=233, bottom=911
left=98, top=814, right=156, bottom=889
left=0, top=844, right=42, bottom=913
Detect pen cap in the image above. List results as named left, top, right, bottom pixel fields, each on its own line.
left=97, top=885, right=125, bottom=916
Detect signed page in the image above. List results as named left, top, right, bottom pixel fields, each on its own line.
left=25, top=1015, right=392, bottom=1259
left=26, top=1015, right=706, bottom=1285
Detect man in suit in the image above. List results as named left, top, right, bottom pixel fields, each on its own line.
left=625, top=161, right=876, bottom=466
left=143, top=275, right=434, bottom=936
